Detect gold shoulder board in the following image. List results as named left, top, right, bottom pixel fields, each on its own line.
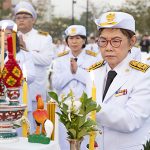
left=87, top=60, right=105, bottom=72
left=86, top=50, right=97, bottom=57
left=57, top=50, right=69, bottom=57
left=38, top=30, right=49, bottom=36
left=129, top=60, right=150, bottom=73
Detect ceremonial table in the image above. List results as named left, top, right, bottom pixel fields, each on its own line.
left=0, top=137, right=60, bottom=150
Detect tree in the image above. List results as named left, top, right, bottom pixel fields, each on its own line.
left=117, top=0, right=150, bottom=34
left=79, top=11, right=97, bottom=36
left=34, top=17, right=78, bottom=39
left=0, top=0, right=12, bottom=20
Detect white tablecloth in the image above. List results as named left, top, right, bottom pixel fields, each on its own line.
left=0, top=137, right=60, bottom=150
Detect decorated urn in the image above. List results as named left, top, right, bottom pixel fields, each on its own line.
left=0, top=35, right=26, bottom=142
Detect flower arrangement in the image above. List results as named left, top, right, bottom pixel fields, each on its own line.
left=48, top=90, right=101, bottom=140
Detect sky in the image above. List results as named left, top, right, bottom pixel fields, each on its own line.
left=51, top=0, right=125, bottom=18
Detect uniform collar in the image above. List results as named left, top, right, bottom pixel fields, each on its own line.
left=18, top=28, right=35, bottom=37
left=106, top=54, right=132, bottom=76
left=69, top=49, right=84, bottom=59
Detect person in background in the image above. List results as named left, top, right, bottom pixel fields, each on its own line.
left=140, top=34, right=150, bottom=53
left=0, top=19, right=35, bottom=135
left=52, top=25, right=98, bottom=149
left=86, top=12, right=150, bottom=150
left=52, top=25, right=97, bottom=99
left=14, top=1, right=53, bottom=132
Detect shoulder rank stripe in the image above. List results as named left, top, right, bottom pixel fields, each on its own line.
left=38, top=30, right=49, bottom=36
left=87, top=60, right=105, bottom=72
left=57, top=50, right=69, bottom=57
left=129, top=60, right=150, bottom=73
left=85, top=50, right=97, bottom=57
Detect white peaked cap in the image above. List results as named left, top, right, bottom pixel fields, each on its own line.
left=95, top=12, right=135, bottom=33
left=0, top=20, right=17, bottom=30
left=65, top=25, right=86, bottom=36
left=14, top=1, right=37, bottom=19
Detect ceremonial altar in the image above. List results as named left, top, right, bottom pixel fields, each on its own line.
left=0, top=137, right=60, bottom=150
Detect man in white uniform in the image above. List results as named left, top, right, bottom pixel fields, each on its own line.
left=14, top=1, right=53, bottom=132
left=86, top=12, right=150, bottom=150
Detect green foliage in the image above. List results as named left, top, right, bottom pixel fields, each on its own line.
left=117, top=0, right=150, bottom=35
left=143, top=140, right=150, bottom=150
left=48, top=91, right=101, bottom=140
left=35, top=17, right=79, bottom=39
left=0, top=0, right=12, bottom=20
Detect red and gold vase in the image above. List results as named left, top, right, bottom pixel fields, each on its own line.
left=2, top=36, right=23, bottom=105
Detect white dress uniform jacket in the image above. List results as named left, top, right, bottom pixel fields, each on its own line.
left=18, top=28, right=53, bottom=102
left=52, top=50, right=98, bottom=99
left=52, top=50, right=98, bottom=149
left=86, top=54, right=150, bottom=150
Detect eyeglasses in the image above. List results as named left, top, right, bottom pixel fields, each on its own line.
left=15, top=16, right=33, bottom=20
left=97, top=38, right=122, bottom=48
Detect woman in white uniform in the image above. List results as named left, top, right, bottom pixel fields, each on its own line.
left=52, top=25, right=98, bottom=149
left=86, top=12, right=150, bottom=150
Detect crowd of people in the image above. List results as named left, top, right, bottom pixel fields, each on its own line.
left=1, top=1, right=150, bottom=150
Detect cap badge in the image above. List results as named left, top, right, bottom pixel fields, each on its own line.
left=106, top=12, right=116, bottom=24
left=70, top=27, right=76, bottom=35
left=100, top=12, right=117, bottom=26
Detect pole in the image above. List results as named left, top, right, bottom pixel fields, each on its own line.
left=72, top=0, right=76, bottom=25
left=86, top=0, right=89, bottom=36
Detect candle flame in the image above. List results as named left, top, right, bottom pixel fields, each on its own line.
left=13, top=24, right=17, bottom=32
left=1, top=22, right=8, bottom=30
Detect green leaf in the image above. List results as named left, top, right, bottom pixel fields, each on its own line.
left=77, top=128, right=88, bottom=139
left=48, top=91, right=59, bottom=104
left=81, top=119, right=96, bottom=129
left=85, top=102, right=97, bottom=114
left=62, top=103, right=68, bottom=115
left=96, top=105, right=101, bottom=112
left=78, top=115, right=86, bottom=128
left=143, top=139, right=150, bottom=150
left=68, top=129, right=77, bottom=139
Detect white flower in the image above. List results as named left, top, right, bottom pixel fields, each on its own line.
left=64, top=99, right=82, bottom=121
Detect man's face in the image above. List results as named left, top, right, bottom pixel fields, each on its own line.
left=15, top=13, right=35, bottom=33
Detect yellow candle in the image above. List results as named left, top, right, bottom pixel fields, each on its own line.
left=47, top=100, right=56, bottom=140
left=1, top=29, right=5, bottom=71
left=12, top=31, right=16, bottom=59
left=92, top=81, right=96, bottom=101
left=89, top=81, right=96, bottom=150
left=22, top=78, right=28, bottom=137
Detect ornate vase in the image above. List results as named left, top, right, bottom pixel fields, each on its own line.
left=7, top=87, right=20, bottom=105
left=67, top=138, right=83, bottom=150
left=0, top=35, right=26, bottom=142
left=0, top=78, right=7, bottom=104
